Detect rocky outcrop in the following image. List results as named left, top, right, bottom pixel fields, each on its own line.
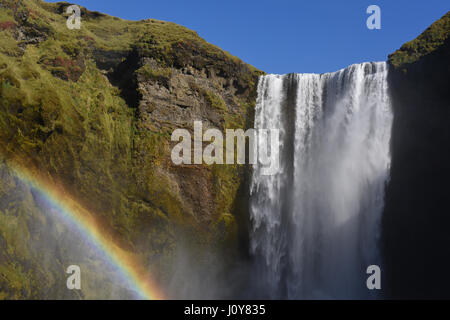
left=382, top=11, right=450, bottom=299
left=2, top=0, right=447, bottom=300
left=0, top=0, right=261, bottom=298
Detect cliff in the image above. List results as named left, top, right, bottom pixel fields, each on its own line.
left=383, top=11, right=450, bottom=299
left=0, top=0, right=261, bottom=299
left=1, top=0, right=449, bottom=300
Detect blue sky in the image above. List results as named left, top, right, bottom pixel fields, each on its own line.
left=48, top=0, right=449, bottom=74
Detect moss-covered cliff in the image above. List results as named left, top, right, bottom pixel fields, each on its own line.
left=0, top=0, right=262, bottom=299
left=389, top=12, right=449, bottom=70
left=383, top=11, right=450, bottom=299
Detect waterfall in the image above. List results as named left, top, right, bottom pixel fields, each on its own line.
left=249, top=62, right=393, bottom=299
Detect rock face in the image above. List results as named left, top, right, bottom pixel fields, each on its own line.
left=383, top=11, right=450, bottom=298
left=0, top=0, right=261, bottom=298
left=1, top=0, right=448, bottom=300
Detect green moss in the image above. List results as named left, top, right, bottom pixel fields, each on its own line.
left=0, top=32, right=21, bottom=57
left=214, top=213, right=237, bottom=244
left=136, top=64, right=172, bottom=83
left=0, top=8, right=14, bottom=23
left=202, top=89, right=228, bottom=112
left=212, top=164, right=243, bottom=216
left=0, top=0, right=261, bottom=299
left=389, top=11, right=450, bottom=69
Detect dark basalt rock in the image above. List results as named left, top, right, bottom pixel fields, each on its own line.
left=382, top=13, right=450, bottom=299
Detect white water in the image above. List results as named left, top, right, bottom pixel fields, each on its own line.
left=250, top=62, right=393, bottom=299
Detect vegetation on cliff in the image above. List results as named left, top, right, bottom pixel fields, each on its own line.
left=388, top=11, right=449, bottom=70
left=0, top=0, right=262, bottom=299
left=383, top=11, right=450, bottom=298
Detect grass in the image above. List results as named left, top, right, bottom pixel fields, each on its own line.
left=389, top=11, right=450, bottom=68
left=0, top=9, right=14, bottom=23
left=136, top=64, right=172, bottom=84
left=202, top=89, right=228, bottom=112
left=0, top=0, right=261, bottom=299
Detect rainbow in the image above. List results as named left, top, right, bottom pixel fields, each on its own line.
left=4, top=161, right=165, bottom=300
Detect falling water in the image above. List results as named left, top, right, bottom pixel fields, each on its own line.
left=250, top=62, right=393, bottom=299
